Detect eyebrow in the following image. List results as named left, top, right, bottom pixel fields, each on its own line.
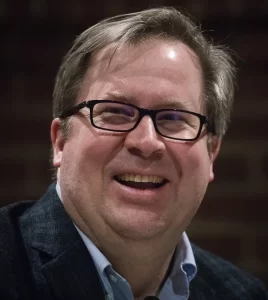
left=102, top=92, right=194, bottom=111
left=102, top=91, right=129, bottom=102
left=152, top=100, right=193, bottom=111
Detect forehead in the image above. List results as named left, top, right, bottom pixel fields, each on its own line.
left=79, top=38, right=204, bottom=111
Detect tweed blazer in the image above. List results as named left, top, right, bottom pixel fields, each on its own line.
left=0, top=184, right=267, bottom=300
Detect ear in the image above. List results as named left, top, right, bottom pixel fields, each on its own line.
left=51, top=118, right=65, bottom=167
left=208, top=136, right=221, bottom=182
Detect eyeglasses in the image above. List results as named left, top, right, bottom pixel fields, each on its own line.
left=59, top=100, right=210, bottom=141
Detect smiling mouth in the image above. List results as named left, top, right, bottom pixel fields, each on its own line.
left=114, top=174, right=168, bottom=189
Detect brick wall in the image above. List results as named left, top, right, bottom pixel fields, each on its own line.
left=1, top=0, right=268, bottom=286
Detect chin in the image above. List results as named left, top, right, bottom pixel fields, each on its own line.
left=107, top=210, right=167, bottom=240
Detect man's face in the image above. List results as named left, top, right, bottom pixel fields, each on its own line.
left=52, top=39, right=220, bottom=243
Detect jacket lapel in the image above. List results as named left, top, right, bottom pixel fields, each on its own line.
left=20, top=184, right=105, bottom=300
left=41, top=239, right=105, bottom=300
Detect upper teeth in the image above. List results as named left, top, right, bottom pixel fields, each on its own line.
left=117, top=174, right=164, bottom=184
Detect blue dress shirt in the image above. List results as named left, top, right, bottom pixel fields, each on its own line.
left=56, top=184, right=197, bottom=300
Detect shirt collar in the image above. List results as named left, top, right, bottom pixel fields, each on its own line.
left=159, top=232, right=197, bottom=298
left=171, top=232, right=197, bottom=281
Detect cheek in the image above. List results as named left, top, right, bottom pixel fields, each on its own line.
left=163, top=142, right=212, bottom=231
left=62, top=131, right=124, bottom=178
left=184, top=143, right=212, bottom=205
left=184, top=141, right=211, bottom=172
left=59, top=133, right=124, bottom=207
left=187, top=143, right=211, bottom=186
left=170, top=141, right=212, bottom=191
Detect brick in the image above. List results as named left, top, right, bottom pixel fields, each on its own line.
left=0, top=156, right=52, bottom=207
left=230, top=33, right=268, bottom=64
left=3, top=35, right=67, bottom=72
left=191, top=236, right=242, bottom=262
left=0, top=1, right=8, bottom=18
left=9, top=73, right=54, bottom=115
left=227, top=117, right=268, bottom=140
left=237, top=71, right=268, bottom=101
left=256, top=235, right=268, bottom=263
left=0, top=158, right=27, bottom=207
left=1, top=158, right=26, bottom=184
left=197, top=195, right=268, bottom=222
left=1, top=118, right=50, bottom=144
left=261, top=155, right=268, bottom=180
left=5, top=0, right=29, bottom=18
left=213, top=155, right=249, bottom=182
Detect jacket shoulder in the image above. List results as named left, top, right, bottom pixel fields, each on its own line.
left=191, top=244, right=268, bottom=300
left=0, top=200, right=36, bottom=240
left=0, top=200, right=36, bottom=246
left=0, top=201, right=36, bottom=299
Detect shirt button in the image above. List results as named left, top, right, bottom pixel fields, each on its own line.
left=109, top=274, right=118, bottom=283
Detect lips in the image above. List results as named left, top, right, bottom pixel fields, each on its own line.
left=114, top=174, right=167, bottom=189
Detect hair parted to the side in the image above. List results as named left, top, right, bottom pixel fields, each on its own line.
left=53, top=6, right=236, bottom=139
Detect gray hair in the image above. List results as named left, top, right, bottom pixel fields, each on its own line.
left=53, top=7, right=236, bottom=137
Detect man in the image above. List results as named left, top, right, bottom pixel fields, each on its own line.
left=0, top=7, right=267, bottom=300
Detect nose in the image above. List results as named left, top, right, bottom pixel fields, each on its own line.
left=124, top=116, right=165, bottom=158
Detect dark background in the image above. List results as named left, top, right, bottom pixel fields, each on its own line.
left=1, top=0, right=267, bottom=286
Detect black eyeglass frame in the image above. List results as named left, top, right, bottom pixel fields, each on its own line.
left=59, top=100, right=211, bottom=141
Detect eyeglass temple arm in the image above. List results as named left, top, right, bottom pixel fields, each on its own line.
left=59, top=101, right=87, bottom=118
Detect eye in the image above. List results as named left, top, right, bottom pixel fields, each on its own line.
left=157, top=111, right=185, bottom=121
left=92, top=102, right=138, bottom=127
left=102, top=106, right=135, bottom=117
